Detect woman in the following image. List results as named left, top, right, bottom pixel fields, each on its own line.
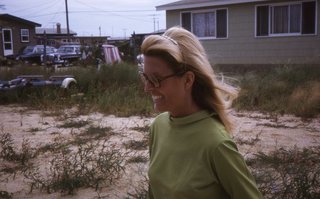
left=140, top=26, right=262, bottom=199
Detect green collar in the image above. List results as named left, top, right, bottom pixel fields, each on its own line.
left=169, top=110, right=216, bottom=126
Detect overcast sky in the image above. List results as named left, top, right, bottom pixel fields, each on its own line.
left=0, top=0, right=176, bottom=37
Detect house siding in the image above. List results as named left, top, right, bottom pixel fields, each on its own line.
left=166, top=0, right=320, bottom=64
left=0, top=18, right=38, bottom=57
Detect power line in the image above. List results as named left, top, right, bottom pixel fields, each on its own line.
left=73, top=0, right=154, bottom=12
left=23, top=10, right=159, bottom=18
left=44, top=0, right=65, bottom=28
left=11, top=0, right=61, bottom=15
left=25, top=10, right=159, bottom=24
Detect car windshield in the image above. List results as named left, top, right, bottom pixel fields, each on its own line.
left=23, top=46, right=35, bottom=54
left=47, top=47, right=55, bottom=53
left=57, top=47, right=74, bottom=53
left=35, top=47, right=44, bottom=53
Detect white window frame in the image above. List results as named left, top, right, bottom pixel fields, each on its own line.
left=180, top=8, right=228, bottom=40
left=255, top=0, right=317, bottom=38
left=20, top=29, right=30, bottom=42
left=2, top=28, right=14, bottom=56
left=269, top=2, right=302, bottom=36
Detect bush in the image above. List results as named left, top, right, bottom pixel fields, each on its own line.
left=24, top=141, right=126, bottom=195
left=228, top=65, right=320, bottom=117
left=124, top=140, right=148, bottom=151
left=0, top=63, right=153, bottom=116
left=58, top=120, right=90, bottom=128
left=248, top=147, right=320, bottom=199
left=0, top=132, right=36, bottom=166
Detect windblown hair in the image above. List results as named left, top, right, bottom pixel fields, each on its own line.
left=141, top=26, right=238, bottom=133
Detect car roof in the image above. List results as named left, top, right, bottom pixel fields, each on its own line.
left=59, top=45, right=81, bottom=47
left=26, top=45, right=55, bottom=48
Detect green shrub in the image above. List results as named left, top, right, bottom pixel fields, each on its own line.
left=124, top=139, right=148, bottom=151
left=2, top=63, right=318, bottom=117
left=0, top=132, right=36, bottom=166
left=230, top=65, right=320, bottom=117
left=0, top=63, right=153, bottom=116
left=58, top=120, right=90, bottom=128
left=248, top=147, right=320, bottom=199
left=24, top=141, right=126, bottom=195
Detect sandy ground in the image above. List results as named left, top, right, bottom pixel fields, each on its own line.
left=0, top=105, right=319, bottom=198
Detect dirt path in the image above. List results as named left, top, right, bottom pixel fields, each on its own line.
left=0, top=105, right=319, bottom=198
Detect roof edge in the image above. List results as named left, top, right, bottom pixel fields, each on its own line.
left=0, top=13, right=41, bottom=26
left=156, top=0, right=268, bottom=11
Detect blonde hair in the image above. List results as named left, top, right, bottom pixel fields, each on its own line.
left=141, top=26, right=238, bottom=133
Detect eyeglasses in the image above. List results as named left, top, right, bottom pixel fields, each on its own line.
left=139, top=71, right=185, bottom=88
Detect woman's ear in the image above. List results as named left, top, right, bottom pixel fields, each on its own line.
left=184, top=71, right=195, bottom=90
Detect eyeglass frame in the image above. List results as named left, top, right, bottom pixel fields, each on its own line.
left=139, top=70, right=186, bottom=88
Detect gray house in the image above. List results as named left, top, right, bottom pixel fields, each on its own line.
left=157, top=0, right=320, bottom=65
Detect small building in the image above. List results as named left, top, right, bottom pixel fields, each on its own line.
left=75, top=36, right=109, bottom=46
left=157, top=0, right=320, bottom=65
left=36, top=23, right=78, bottom=47
left=0, top=13, right=40, bottom=58
left=132, top=29, right=165, bottom=49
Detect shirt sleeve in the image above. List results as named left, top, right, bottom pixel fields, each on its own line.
left=213, top=140, right=263, bottom=199
left=148, top=125, right=155, bottom=199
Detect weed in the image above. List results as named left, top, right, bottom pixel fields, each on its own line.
left=1, top=64, right=319, bottom=117
left=81, top=126, right=113, bottom=138
left=28, top=127, right=41, bottom=132
left=0, top=191, right=12, bottom=199
left=127, top=156, right=148, bottom=164
left=0, top=63, right=153, bottom=116
left=124, top=140, right=148, bottom=151
left=58, top=120, right=90, bottom=128
left=0, top=132, right=36, bottom=166
left=233, top=65, right=320, bottom=117
left=24, top=141, right=126, bottom=195
left=0, top=132, right=15, bottom=161
left=256, top=123, right=294, bottom=129
left=234, top=131, right=261, bottom=146
left=248, top=146, right=320, bottom=199
left=130, top=125, right=149, bottom=133
left=36, top=142, right=63, bottom=154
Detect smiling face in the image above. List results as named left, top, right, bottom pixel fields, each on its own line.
left=143, top=55, right=197, bottom=117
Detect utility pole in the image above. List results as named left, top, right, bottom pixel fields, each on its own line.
left=153, top=15, right=156, bottom=32
left=43, top=31, right=47, bottom=66
left=157, top=20, right=159, bottom=32
left=65, top=0, right=70, bottom=42
left=99, top=26, right=101, bottom=37
left=123, top=28, right=127, bottom=39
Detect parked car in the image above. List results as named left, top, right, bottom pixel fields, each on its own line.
left=17, top=45, right=56, bottom=64
left=0, top=75, right=76, bottom=91
left=47, top=45, right=81, bottom=65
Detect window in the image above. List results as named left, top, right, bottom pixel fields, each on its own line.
left=181, top=12, right=191, bottom=31
left=181, top=9, right=227, bottom=39
left=21, top=29, right=29, bottom=42
left=256, top=6, right=269, bottom=36
left=302, top=1, right=316, bottom=34
left=193, top=12, right=215, bottom=37
left=256, top=1, right=316, bottom=36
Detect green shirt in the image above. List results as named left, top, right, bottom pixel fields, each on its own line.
left=148, top=110, right=262, bottom=199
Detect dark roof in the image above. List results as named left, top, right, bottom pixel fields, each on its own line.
left=134, top=29, right=166, bottom=36
left=36, top=28, right=77, bottom=35
left=156, top=0, right=269, bottom=10
left=75, top=36, right=110, bottom=39
left=0, top=13, right=41, bottom=26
